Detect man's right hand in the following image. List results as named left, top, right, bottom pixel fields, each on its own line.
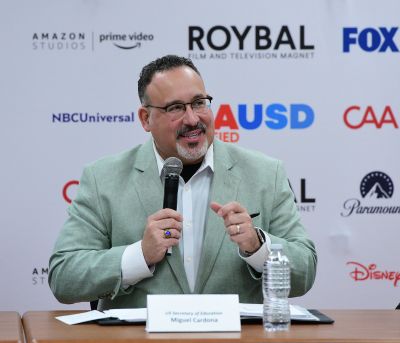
left=141, top=209, right=182, bottom=266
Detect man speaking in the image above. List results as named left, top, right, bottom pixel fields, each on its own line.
left=49, top=55, right=317, bottom=310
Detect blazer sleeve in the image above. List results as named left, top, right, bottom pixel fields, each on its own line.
left=48, top=165, right=129, bottom=303
left=267, top=161, right=317, bottom=297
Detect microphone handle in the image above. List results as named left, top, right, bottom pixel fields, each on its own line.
left=163, top=174, right=179, bottom=255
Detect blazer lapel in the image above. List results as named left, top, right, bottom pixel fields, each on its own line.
left=133, top=140, right=190, bottom=293
left=194, top=140, right=241, bottom=293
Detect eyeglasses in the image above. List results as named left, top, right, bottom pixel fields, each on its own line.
left=144, top=96, right=213, bottom=120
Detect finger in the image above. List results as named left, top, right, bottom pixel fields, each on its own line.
left=164, top=238, right=180, bottom=248
left=210, top=201, right=222, bottom=214
left=226, top=224, right=240, bottom=236
left=216, top=201, right=246, bottom=218
left=157, top=218, right=183, bottom=232
left=223, top=212, right=249, bottom=228
left=149, top=209, right=183, bottom=222
left=162, top=228, right=181, bottom=240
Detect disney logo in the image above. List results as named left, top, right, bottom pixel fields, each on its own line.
left=346, top=261, right=400, bottom=287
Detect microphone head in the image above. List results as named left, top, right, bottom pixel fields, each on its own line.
left=162, top=157, right=183, bottom=176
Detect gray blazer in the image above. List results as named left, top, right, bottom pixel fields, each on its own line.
left=49, top=139, right=317, bottom=309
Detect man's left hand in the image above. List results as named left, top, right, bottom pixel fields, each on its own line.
left=210, top=201, right=261, bottom=254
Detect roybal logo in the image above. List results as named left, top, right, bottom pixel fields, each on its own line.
left=341, top=171, right=400, bottom=217
left=188, top=25, right=315, bottom=60
left=289, top=178, right=316, bottom=213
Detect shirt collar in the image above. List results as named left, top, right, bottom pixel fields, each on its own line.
left=152, top=139, right=214, bottom=177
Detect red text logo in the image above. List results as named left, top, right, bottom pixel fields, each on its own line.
left=343, top=105, right=399, bottom=129
left=62, top=180, right=79, bottom=204
left=347, top=261, right=400, bottom=287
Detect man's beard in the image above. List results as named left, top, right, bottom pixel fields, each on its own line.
left=176, top=122, right=209, bottom=162
left=176, top=139, right=209, bottom=162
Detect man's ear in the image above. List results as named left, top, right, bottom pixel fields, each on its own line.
left=138, top=107, right=151, bottom=132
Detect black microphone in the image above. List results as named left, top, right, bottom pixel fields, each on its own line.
left=162, top=157, right=183, bottom=256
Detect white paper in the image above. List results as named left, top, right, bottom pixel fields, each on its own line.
left=55, top=310, right=109, bottom=325
left=146, top=294, right=241, bottom=332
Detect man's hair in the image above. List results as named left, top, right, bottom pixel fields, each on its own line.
left=138, top=55, right=201, bottom=104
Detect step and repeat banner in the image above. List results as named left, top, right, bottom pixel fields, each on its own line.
left=1, top=0, right=399, bottom=313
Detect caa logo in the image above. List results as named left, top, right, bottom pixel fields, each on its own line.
left=214, top=103, right=314, bottom=142
left=63, top=180, right=79, bottom=204
left=343, top=106, right=398, bottom=129
left=343, top=27, right=399, bottom=52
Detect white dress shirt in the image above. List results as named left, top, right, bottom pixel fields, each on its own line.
left=121, top=141, right=271, bottom=290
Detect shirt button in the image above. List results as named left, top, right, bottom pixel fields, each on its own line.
left=184, top=185, right=190, bottom=191
left=186, top=257, right=192, bottom=263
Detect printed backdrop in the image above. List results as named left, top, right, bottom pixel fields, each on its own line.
left=1, top=0, right=399, bottom=313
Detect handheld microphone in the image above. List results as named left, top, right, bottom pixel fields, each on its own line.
left=162, top=157, right=183, bottom=256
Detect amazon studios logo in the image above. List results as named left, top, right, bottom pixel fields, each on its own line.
left=188, top=25, right=315, bottom=60
left=341, top=171, right=400, bottom=217
left=32, top=31, right=154, bottom=51
left=32, top=267, right=48, bottom=285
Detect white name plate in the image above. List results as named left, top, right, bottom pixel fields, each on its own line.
left=146, top=294, right=241, bottom=332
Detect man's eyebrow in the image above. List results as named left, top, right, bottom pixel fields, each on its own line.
left=163, top=94, right=207, bottom=107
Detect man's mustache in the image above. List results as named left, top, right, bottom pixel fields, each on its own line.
left=176, top=122, right=207, bottom=138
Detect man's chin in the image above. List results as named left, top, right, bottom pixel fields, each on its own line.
left=176, top=140, right=209, bottom=163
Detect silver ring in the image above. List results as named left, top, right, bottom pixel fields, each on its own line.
left=236, top=224, right=240, bottom=234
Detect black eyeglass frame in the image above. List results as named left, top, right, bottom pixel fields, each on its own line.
left=143, top=95, right=213, bottom=114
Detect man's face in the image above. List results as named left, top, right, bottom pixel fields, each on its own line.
left=138, top=66, right=214, bottom=165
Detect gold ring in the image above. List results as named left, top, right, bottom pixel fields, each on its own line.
left=164, top=229, right=172, bottom=239
left=236, top=224, right=240, bottom=234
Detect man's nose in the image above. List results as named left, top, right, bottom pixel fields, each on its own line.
left=182, top=105, right=200, bottom=126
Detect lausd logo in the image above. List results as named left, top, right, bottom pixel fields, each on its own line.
left=188, top=25, right=315, bottom=60
left=214, top=103, right=314, bottom=142
left=343, top=27, right=399, bottom=52
left=341, top=171, right=400, bottom=217
left=343, top=105, right=398, bottom=129
left=346, top=261, right=400, bottom=287
left=289, top=178, right=316, bottom=213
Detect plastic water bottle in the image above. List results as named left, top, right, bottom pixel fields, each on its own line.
left=263, top=243, right=291, bottom=331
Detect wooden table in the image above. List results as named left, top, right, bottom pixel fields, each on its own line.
left=0, top=312, right=24, bottom=343
left=22, top=310, right=400, bottom=343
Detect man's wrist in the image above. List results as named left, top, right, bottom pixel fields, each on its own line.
left=243, top=227, right=265, bottom=256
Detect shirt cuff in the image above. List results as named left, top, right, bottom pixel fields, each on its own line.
left=121, top=240, right=154, bottom=288
left=239, top=230, right=271, bottom=273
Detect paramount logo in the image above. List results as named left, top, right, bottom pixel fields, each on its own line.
left=341, top=171, right=399, bottom=217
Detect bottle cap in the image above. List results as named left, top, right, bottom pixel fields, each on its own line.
left=270, top=243, right=283, bottom=250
